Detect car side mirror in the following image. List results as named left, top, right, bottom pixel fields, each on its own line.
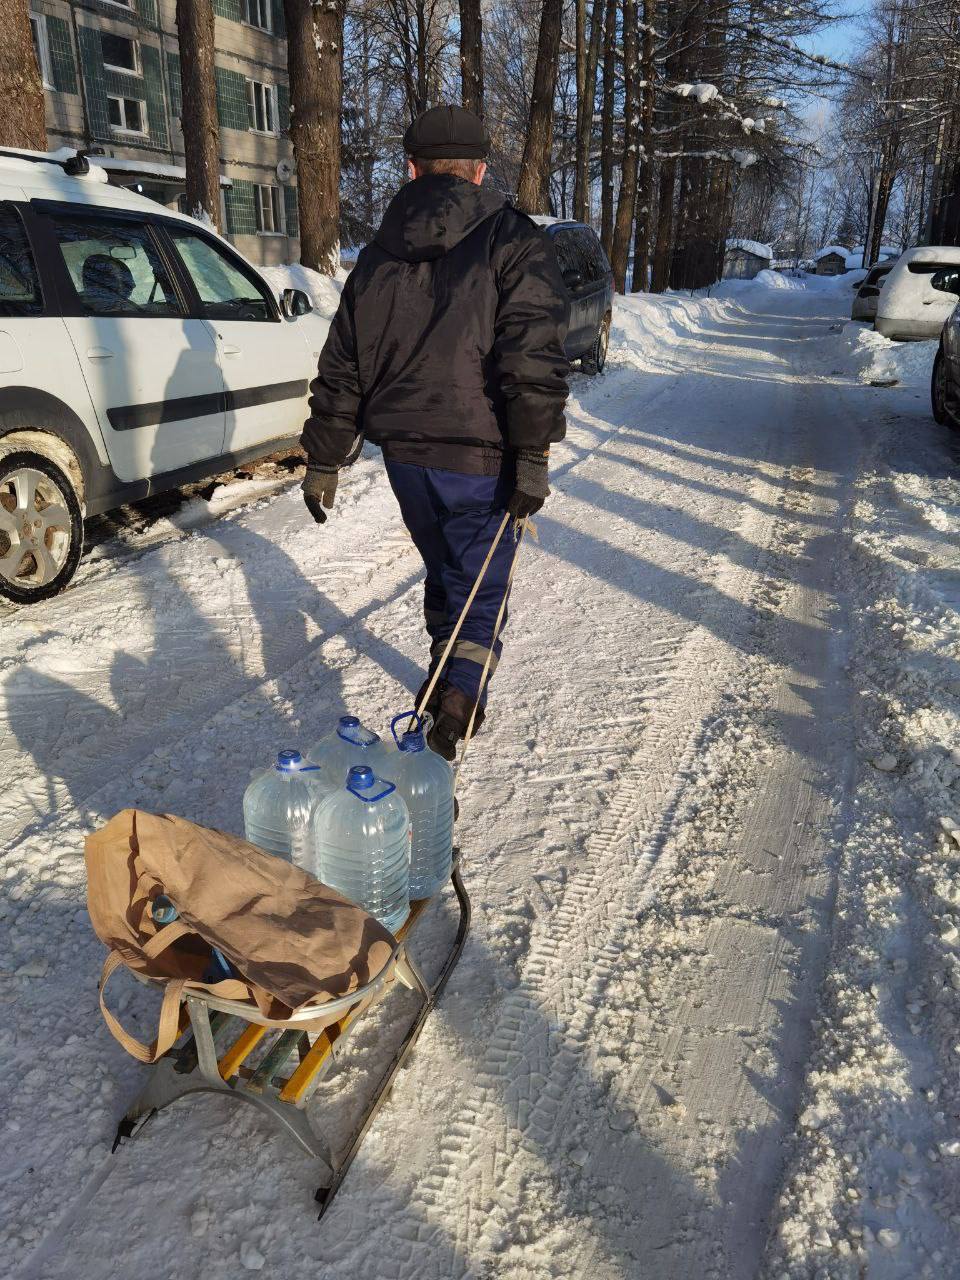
left=930, top=269, right=960, bottom=297
left=562, top=268, right=584, bottom=290
left=281, top=287, right=313, bottom=318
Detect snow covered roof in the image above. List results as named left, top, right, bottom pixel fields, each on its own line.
left=725, top=238, right=773, bottom=261
left=97, top=156, right=233, bottom=188
left=814, top=245, right=849, bottom=261
left=845, top=245, right=899, bottom=269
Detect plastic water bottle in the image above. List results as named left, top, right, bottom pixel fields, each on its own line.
left=310, top=765, right=411, bottom=934
left=151, top=895, right=178, bottom=926
left=243, top=749, right=330, bottom=869
left=387, top=712, right=454, bottom=900
left=307, top=716, right=392, bottom=787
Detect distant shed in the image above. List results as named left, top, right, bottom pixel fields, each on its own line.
left=814, top=245, right=849, bottom=276
left=723, top=238, right=773, bottom=280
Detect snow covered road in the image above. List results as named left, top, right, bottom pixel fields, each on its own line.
left=3, top=278, right=959, bottom=1278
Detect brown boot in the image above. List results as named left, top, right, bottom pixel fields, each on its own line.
left=427, top=685, right=485, bottom=761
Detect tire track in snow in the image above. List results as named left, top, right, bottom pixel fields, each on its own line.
left=386, top=446, right=800, bottom=1274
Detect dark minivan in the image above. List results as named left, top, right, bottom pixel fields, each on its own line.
left=536, top=218, right=614, bottom=374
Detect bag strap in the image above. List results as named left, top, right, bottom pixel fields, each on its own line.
left=98, top=920, right=194, bottom=1065
left=98, top=921, right=258, bottom=1063
left=98, top=950, right=187, bottom=1065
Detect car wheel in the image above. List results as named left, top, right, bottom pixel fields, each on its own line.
left=0, top=450, right=83, bottom=604
left=582, top=314, right=611, bottom=375
left=932, top=348, right=951, bottom=427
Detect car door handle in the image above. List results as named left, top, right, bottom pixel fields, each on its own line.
left=221, top=343, right=242, bottom=356
left=86, top=347, right=114, bottom=360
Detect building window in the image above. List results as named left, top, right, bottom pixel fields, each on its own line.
left=245, top=0, right=272, bottom=31
left=255, top=184, right=284, bottom=235
left=30, top=14, right=53, bottom=89
left=101, top=32, right=141, bottom=76
left=108, top=95, right=148, bottom=136
left=246, top=80, right=277, bottom=134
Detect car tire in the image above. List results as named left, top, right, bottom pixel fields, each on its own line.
left=0, top=450, right=84, bottom=605
left=932, top=348, right=952, bottom=427
left=582, top=313, right=611, bottom=375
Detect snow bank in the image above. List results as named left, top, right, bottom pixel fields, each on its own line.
left=839, top=322, right=937, bottom=386
left=766, top=395, right=960, bottom=1277
left=712, top=267, right=804, bottom=297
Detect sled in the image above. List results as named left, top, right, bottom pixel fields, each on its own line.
left=112, top=856, right=470, bottom=1220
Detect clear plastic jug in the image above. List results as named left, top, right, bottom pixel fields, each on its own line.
left=307, top=716, right=393, bottom=788
left=310, top=764, right=411, bottom=934
left=388, top=712, right=454, bottom=900
left=243, top=749, right=330, bottom=869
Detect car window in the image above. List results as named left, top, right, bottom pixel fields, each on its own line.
left=553, top=228, right=597, bottom=286
left=0, top=205, right=42, bottom=316
left=551, top=229, right=580, bottom=277
left=50, top=215, right=182, bottom=317
left=167, top=228, right=275, bottom=322
left=576, top=228, right=608, bottom=281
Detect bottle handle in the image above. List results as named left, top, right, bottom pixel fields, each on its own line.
left=347, top=775, right=397, bottom=803
left=391, top=710, right=422, bottom=747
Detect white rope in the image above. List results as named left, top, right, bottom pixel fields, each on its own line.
left=456, top=517, right=528, bottom=784
left=414, top=510, right=512, bottom=724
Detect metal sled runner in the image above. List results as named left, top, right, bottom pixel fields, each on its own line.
left=112, top=858, right=470, bottom=1219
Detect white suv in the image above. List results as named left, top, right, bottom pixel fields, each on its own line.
left=0, top=149, right=327, bottom=604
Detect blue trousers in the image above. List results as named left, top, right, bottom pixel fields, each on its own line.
left=385, top=460, right=516, bottom=706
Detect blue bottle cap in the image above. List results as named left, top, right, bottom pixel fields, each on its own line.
left=399, top=730, right=426, bottom=753
left=277, top=749, right=303, bottom=770
left=347, top=765, right=375, bottom=789
left=339, top=716, right=360, bottom=729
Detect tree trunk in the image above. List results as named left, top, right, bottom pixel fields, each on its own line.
left=284, top=0, right=344, bottom=274
left=459, top=0, right=483, bottom=116
left=573, top=0, right=604, bottom=223
left=0, top=0, right=46, bottom=150
left=176, top=0, right=221, bottom=229
left=516, top=0, right=563, bottom=212
left=650, top=157, right=676, bottom=293
left=610, top=0, right=638, bottom=290
left=599, top=0, right=616, bottom=254
left=631, top=0, right=654, bottom=290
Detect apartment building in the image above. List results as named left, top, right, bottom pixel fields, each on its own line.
left=28, top=0, right=299, bottom=265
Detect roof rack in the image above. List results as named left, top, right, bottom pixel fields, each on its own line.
left=0, top=147, right=93, bottom=177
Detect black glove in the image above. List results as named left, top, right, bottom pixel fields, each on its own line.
left=302, top=462, right=338, bottom=524
left=507, top=449, right=549, bottom=519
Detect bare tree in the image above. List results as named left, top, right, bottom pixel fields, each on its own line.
left=516, top=0, right=564, bottom=211
left=285, top=0, right=346, bottom=273
left=459, top=0, right=484, bottom=114
left=610, top=0, right=639, bottom=289
left=573, top=0, right=604, bottom=222
left=176, top=0, right=221, bottom=228
left=599, top=0, right=616, bottom=252
left=0, top=0, right=46, bottom=150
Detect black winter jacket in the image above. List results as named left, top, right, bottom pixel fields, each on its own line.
left=300, top=174, right=570, bottom=475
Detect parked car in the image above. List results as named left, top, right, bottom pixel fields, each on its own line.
left=875, top=246, right=960, bottom=340
left=930, top=267, right=960, bottom=429
left=851, top=263, right=892, bottom=322
left=0, top=149, right=328, bottom=604
left=534, top=217, right=614, bottom=373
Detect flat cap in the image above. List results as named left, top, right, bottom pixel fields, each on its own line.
left=403, top=104, right=491, bottom=160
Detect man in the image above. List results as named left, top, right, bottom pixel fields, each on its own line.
left=301, top=104, right=570, bottom=760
